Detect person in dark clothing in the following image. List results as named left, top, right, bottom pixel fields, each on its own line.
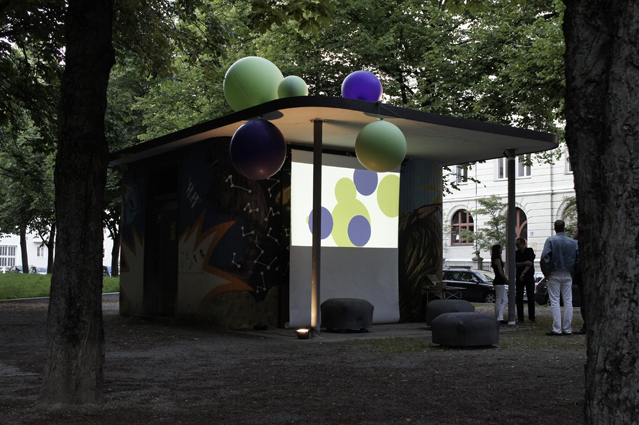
left=491, top=244, right=508, bottom=324
left=515, top=238, right=536, bottom=323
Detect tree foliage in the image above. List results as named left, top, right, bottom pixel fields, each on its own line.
left=461, top=195, right=508, bottom=255
left=0, top=120, right=56, bottom=273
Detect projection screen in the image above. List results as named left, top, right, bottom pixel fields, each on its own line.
left=289, top=149, right=400, bottom=327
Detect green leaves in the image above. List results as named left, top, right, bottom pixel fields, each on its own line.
left=445, top=0, right=528, bottom=15
left=445, top=0, right=488, bottom=15
left=248, top=0, right=335, bottom=35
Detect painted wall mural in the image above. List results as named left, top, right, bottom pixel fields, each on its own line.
left=119, top=137, right=290, bottom=328
left=398, top=159, right=443, bottom=322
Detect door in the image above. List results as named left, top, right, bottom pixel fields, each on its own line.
left=144, top=167, right=179, bottom=317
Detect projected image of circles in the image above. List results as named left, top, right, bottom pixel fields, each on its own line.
left=348, top=215, right=371, bottom=247
left=353, top=169, right=378, bottom=196
left=307, top=207, right=334, bottom=239
left=377, top=174, right=400, bottom=218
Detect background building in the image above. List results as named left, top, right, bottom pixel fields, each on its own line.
left=443, top=149, right=575, bottom=269
left=0, top=230, right=115, bottom=274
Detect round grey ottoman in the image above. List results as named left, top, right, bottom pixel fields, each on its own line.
left=425, top=299, right=475, bottom=327
left=431, top=312, right=499, bottom=347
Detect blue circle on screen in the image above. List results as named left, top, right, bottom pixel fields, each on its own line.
left=308, top=207, right=334, bottom=239
left=348, top=215, right=371, bottom=247
left=353, top=169, right=378, bottom=196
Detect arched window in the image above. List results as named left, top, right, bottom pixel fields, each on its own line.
left=515, top=208, right=528, bottom=240
left=451, top=210, right=474, bottom=245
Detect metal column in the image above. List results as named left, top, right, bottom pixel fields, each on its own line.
left=310, top=120, right=323, bottom=337
left=506, top=149, right=516, bottom=324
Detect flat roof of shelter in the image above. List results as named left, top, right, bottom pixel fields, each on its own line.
left=109, top=96, right=559, bottom=167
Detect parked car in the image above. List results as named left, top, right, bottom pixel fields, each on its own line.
left=442, top=268, right=497, bottom=303
left=534, top=277, right=581, bottom=307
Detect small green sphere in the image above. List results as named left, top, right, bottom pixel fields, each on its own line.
left=223, top=57, right=284, bottom=111
left=278, top=76, right=309, bottom=98
left=355, top=120, right=407, bottom=172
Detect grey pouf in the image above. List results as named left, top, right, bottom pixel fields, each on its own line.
left=431, top=312, right=499, bottom=347
left=425, top=299, right=475, bottom=327
left=321, top=298, right=374, bottom=331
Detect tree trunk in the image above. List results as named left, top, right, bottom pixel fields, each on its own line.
left=39, top=0, right=115, bottom=405
left=19, top=226, right=29, bottom=273
left=110, top=232, right=119, bottom=277
left=46, top=224, right=55, bottom=274
left=563, top=1, right=639, bottom=423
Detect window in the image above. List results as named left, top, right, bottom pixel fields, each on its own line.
left=0, top=246, right=16, bottom=267
left=518, top=155, right=531, bottom=177
left=451, top=210, right=474, bottom=245
left=495, top=154, right=532, bottom=179
left=37, top=245, right=46, bottom=257
left=455, top=164, right=468, bottom=184
left=565, top=150, right=573, bottom=174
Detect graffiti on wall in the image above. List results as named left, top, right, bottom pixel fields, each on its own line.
left=398, top=160, right=443, bottom=322
left=179, top=137, right=290, bottom=302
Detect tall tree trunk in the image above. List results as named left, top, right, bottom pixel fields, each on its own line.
left=46, top=224, right=55, bottom=274
left=39, top=0, right=115, bottom=405
left=563, top=1, right=639, bottom=423
left=19, top=225, right=29, bottom=273
left=111, top=232, right=120, bottom=278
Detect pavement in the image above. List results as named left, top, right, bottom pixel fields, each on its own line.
left=228, top=321, right=437, bottom=343
left=1, top=295, right=522, bottom=343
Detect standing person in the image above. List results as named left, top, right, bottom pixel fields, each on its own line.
left=491, top=244, right=508, bottom=324
left=540, top=220, right=579, bottom=336
left=515, top=238, right=536, bottom=323
left=573, top=227, right=586, bottom=334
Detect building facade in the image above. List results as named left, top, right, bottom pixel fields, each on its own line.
left=0, top=230, right=115, bottom=273
left=442, top=149, right=575, bottom=269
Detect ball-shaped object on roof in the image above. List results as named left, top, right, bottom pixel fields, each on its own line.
left=278, top=76, right=309, bottom=98
left=341, top=71, right=383, bottom=102
left=223, top=57, right=284, bottom=111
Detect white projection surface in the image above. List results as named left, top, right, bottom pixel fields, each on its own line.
left=289, top=150, right=400, bottom=327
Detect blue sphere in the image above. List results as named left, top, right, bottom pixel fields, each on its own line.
left=229, top=120, right=287, bottom=180
left=341, top=71, right=383, bottom=102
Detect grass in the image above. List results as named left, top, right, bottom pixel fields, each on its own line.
left=0, top=273, right=119, bottom=300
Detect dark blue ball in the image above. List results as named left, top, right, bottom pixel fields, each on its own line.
left=230, top=119, right=286, bottom=180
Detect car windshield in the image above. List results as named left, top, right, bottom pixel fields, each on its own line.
left=476, top=270, right=495, bottom=282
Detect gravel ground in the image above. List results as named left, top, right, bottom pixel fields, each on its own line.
left=0, top=301, right=586, bottom=424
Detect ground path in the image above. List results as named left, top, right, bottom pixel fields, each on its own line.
left=0, top=301, right=585, bottom=424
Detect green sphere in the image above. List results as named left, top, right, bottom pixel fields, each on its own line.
left=355, top=120, right=407, bottom=172
left=278, top=76, right=309, bottom=98
left=223, top=57, right=284, bottom=111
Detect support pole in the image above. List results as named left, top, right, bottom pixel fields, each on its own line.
left=311, top=120, right=323, bottom=337
left=506, top=149, right=516, bottom=325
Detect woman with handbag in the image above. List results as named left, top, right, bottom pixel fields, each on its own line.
left=491, top=244, right=508, bottom=324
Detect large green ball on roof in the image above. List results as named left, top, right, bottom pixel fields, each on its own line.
left=223, top=57, right=284, bottom=111
left=355, top=120, right=407, bottom=172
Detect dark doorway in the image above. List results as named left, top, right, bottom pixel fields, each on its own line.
left=516, top=208, right=528, bottom=240
left=144, top=166, right=179, bottom=317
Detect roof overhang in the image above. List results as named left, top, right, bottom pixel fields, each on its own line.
left=109, top=96, right=559, bottom=167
